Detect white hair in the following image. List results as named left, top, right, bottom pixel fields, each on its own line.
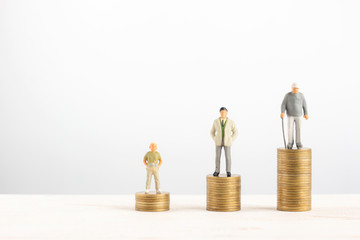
left=291, top=82, right=299, bottom=88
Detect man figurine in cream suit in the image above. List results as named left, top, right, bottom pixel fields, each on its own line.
left=143, top=142, right=162, bottom=194
left=210, top=107, right=238, bottom=177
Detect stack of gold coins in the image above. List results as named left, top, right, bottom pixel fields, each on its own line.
left=277, top=148, right=312, bottom=211
left=135, top=191, right=170, bottom=212
left=207, top=174, right=241, bottom=212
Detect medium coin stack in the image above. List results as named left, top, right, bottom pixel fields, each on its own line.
left=277, top=148, right=312, bottom=211
left=135, top=191, right=170, bottom=212
left=206, top=174, right=241, bottom=212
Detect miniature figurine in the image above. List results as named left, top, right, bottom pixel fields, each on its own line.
left=281, top=83, right=309, bottom=149
left=210, top=107, right=238, bottom=177
left=143, top=142, right=162, bottom=194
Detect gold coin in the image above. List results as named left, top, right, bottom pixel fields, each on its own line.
left=277, top=148, right=312, bottom=212
left=135, top=191, right=170, bottom=212
left=206, top=174, right=241, bottom=212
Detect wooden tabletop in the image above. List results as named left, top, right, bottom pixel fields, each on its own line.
left=0, top=194, right=359, bottom=239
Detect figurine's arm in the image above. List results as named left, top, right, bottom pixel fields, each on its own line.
left=143, top=153, right=148, bottom=166
left=158, top=158, right=162, bottom=167
left=280, top=94, right=288, bottom=118
left=210, top=121, right=216, bottom=141
left=303, top=94, right=309, bottom=120
left=231, top=121, right=238, bottom=141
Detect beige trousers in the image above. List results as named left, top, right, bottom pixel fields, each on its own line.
left=146, top=165, right=160, bottom=190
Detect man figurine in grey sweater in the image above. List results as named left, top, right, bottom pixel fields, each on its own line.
left=281, top=83, right=309, bottom=149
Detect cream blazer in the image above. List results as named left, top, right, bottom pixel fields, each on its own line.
left=210, top=118, right=238, bottom=146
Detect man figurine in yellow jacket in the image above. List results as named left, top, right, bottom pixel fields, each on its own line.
left=210, top=107, right=238, bottom=177
left=143, top=142, right=162, bottom=194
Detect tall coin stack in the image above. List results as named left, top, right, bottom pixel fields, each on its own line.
left=277, top=148, right=312, bottom=211
left=206, top=174, right=241, bottom=212
left=135, top=191, right=170, bottom=212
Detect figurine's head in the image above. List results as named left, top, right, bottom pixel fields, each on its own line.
left=291, top=82, right=299, bottom=94
left=149, top=142, right=157, bottom=152
left=219, top=107, right=228, bottom=119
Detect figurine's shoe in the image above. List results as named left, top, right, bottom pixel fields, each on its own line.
left=286, top=144, right=293, bottom=149
left=296, top=143, right=303, bottom=149
left=213, top=171, right=219, bottom=177
left=227, top=172, right=231, bottom=177
left=145, top=189, right=150, bottom=194
left=156, top=189, right=162, bottom=194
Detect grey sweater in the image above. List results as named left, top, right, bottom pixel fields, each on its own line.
left=281, top=92, right=308, bottom=117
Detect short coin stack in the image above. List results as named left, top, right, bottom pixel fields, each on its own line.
left=277, top=148, right=312, bottom=211
left=206, top=174, right=241, bottom=212
left=135, top=191, right=170, bottom=212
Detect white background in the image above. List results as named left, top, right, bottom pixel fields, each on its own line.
left=0, top=0, right=359, bottom=194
